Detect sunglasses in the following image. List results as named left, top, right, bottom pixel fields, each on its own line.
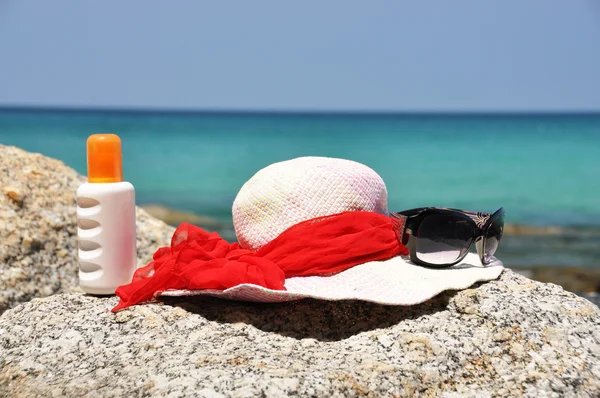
left=389, top=207, right=505, bottom=267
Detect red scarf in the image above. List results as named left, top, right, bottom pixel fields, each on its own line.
left=112, top=211, right=409, bottom=312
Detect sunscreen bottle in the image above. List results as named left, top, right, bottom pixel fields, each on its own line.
left=77, top=134, right=137, bottom=294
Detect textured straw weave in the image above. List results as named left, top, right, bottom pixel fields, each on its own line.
left=233, top=157, right=388, bottom=250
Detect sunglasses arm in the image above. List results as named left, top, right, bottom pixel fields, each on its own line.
left=389, top=212, right=409, bottom=245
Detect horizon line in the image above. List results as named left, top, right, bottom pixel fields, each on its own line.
left=1, top=104, right=600, bottom=117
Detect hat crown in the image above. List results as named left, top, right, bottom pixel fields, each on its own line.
left=232, top=157, right=388, bottom=250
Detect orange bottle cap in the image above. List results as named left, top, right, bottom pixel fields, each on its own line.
left=86, top=134, right=123, bottom=183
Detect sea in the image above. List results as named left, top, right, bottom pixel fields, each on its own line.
left=1, top=108, right=599, bottom=268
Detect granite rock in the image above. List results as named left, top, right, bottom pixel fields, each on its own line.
left=0, top=145, right=175, bottom=314
left=1, top=269, right=599, bottom=397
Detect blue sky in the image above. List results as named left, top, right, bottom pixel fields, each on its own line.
left=1, top=1, right=599, bottom=112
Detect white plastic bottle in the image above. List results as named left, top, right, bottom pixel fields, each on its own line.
left=77, top=134, right=137, bottom=295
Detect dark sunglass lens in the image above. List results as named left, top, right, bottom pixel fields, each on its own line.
left=416, top=214, right=473, bottom=265
left=483, top=213, right=504, bottom=263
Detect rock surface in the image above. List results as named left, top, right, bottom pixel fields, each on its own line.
left=0, top=145, right=175, bottom=314
left=1, top=269, right=599, bottom=397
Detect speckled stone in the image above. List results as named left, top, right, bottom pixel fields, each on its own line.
left=0, top=145, right=175, bottom=314
left=1, top=269, right=598, bottom=397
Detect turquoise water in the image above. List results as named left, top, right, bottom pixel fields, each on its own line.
left=1, top=109, right=599, bottom=227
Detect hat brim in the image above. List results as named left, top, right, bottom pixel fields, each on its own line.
left=159, top=253, right=504, bottom=305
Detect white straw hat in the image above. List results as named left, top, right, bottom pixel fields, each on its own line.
left=161, top=157, right=504, bottom=305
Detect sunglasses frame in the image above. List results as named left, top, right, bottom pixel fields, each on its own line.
left=390, top=207, right=505, bottom=267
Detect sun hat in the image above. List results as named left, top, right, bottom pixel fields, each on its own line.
left=112, top=157, right=503, bottom=311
